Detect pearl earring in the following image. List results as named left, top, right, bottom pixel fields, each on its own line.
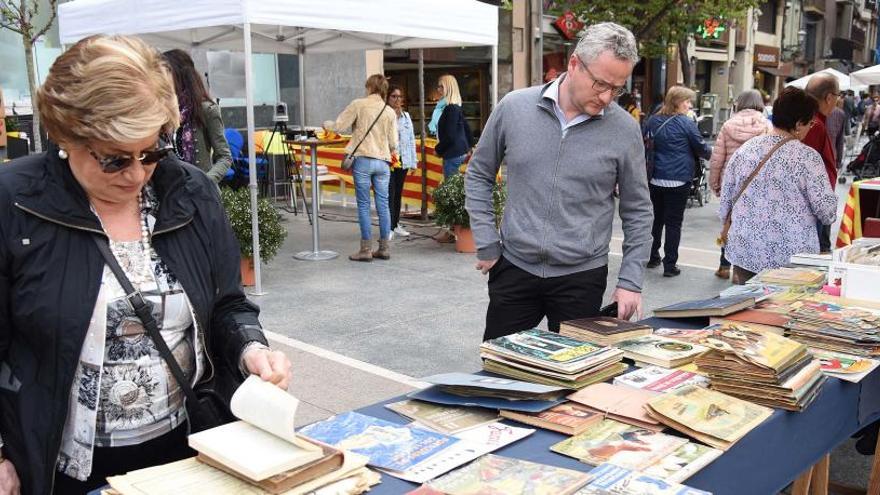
left=58, top=149, right=69, bottom=160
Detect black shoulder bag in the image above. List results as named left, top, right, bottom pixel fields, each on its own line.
left=341, top=102, right=389, bottom=170
left=92, top=235, right=239, bottom=433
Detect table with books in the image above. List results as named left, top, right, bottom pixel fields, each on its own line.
left=98, top=267, right=880, bottom=495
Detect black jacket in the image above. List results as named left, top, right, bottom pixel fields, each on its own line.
left=434, top=103, right=475, bottom=158
left=0, top=142, right=268, bottom=494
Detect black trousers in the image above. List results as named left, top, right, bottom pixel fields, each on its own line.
left=53, top=423, right=194, bottom=494
left=649, top=183, right=690, bottom=270
left=389, top=168, right=409, bottom=229
left=817, top=222, right=832, bottom=253
left=483, top=257, right=607, bottom=341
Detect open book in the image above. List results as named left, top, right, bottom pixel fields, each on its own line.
left=187, top=376, right=325, bottom=482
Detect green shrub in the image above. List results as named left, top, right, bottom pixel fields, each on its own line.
left=220, top=187, right=288, bottom=262
left=433, top=173, right=506, bottom=228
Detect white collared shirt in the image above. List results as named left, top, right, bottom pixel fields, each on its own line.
left=543, top=75, right=603, bottom=133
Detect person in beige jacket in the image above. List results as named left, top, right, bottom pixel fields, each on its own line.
left=335, top=74, right=399, bottom=262
left=709, top=89, right=771, bottom=279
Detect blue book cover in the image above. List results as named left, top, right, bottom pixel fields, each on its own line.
left=297, top=411, right=457, bottom=472
left=408, top=385, right=566, bottom=412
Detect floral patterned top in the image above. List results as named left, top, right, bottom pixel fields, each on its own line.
left=56, top=186, right=205, bottom=481
left=719, top=135, right=837, bottom=273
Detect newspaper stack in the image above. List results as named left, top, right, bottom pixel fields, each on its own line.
left=480, top=328, right=626, bottom=389
left=785, top=300, right=880, bottom=357
left=694, top=322, right=825, bottom=411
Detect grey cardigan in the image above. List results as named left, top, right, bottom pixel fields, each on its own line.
left=193, top=101, right=233, bottom=183
left=464, top=80, right=654, bottom=292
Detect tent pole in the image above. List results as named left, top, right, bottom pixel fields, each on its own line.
left=298, top=40, right=306, bottom=127
left=419, top=48, right=428, bottom=220
left=243, top=22, right=265, bottom=295
left=491, top=44, right=498, bottom=108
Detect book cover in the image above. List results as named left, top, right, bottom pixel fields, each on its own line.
left=613, top=366, right=708, bottom=393
left=408, top=385, right=566, bottom=413
left=427, top=454, right=591, bottom=495
left=755, top=267, right=825, bottom=285
left=645, top=385, right=772, bottom=449
left=641, top=442, right=723, bottom=483
left=297, top=411, right=457, bottom=473
left=574, top=463, right=712, bottom=495
left=551, top=419, right=687, bottom=471
left=500, top=402, right=603, bottom=435
left=809, top=349, right=880, bottom=383
left=392, top=422, right=535, bottom=483
left=567, top=383, right=663, bottom=429
left=654, top=295, right=755, bottom=318
left=385, top=400, right=499, bottom=434
left=561, top=317, right=652, bottom=336
left=482, top=328, right=604, bottom=364
left=424, top=372, right=566, bottom=400
left=700, top=322, right=806, bottom=372
left=616, top=335, right=708, bottom=366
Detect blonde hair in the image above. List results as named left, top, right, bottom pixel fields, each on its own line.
left=660, top=86, right=696, bottom=116
left=37, top=35, right=179, bottom=146
left=365, top=74, right=389, bottom=99
left=438, top=74, right=462, bottom=106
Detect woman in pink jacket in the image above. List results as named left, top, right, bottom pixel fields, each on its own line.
left=709, top=89, right=771, bottom=280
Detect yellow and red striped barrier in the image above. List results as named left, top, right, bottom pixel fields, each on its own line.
left=837, top=178, right=880, bottom=247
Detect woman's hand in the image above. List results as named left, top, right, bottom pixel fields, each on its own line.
left=0, top=459, right=20, bottom=495
left=243, top=347, right=292, bottom=390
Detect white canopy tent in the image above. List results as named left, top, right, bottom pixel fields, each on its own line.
left=786, top=67, right=868, bottom=92
left=58, top=0, right=499, bottom=293
left=851, top=65, right=880, bottom=86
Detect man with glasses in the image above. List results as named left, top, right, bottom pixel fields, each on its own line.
left=804, top=73, right=841, bottom=252
left=465, top=22, right=653, bottom=341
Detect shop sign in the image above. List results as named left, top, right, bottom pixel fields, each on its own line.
left=754, top=45, right=780, bottom=67
left=553, top=11, right=583, bottom=40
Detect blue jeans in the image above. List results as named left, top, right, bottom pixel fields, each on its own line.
left=353, top=157, right=391, bottom=240
left=442, top=154, right=468, bottom=179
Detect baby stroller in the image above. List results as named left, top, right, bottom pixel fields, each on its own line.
left=847, top=131, right=880, bottom=181
left=687, top=157, right=711, bottom=207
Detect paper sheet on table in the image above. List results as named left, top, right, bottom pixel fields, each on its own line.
left=231, top=375, right=299, bottom=443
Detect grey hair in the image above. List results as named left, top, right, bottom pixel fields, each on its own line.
left=574, top=22, right=639, bottom=65
left=734, top=89, right=765, bottom=112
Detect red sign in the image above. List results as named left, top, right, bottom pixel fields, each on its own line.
left=553, top=11, right=583, bottom=40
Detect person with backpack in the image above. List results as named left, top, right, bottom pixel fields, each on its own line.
left=643, top=86, right=711, bottom=277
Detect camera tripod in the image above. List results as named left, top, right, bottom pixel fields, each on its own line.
left=262, top=120, right=312, bottom=225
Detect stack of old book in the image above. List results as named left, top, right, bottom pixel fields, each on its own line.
left=480, top=328, right=626, bottom=389
left=559, top=316, right=653, bottom=346
left=615, top=334, right=709, bottom=368
left=653, top=294, right=755, bottom=319
left=645, top=385, right=773, bottom=450
left=694, top=322, right=825, bottom=411
left=785, top=300, right=880, bottom=357
left=753, top=267, right=826, bottom=286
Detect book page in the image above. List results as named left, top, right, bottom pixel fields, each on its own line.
left=231, top=375, right=299, bottom=443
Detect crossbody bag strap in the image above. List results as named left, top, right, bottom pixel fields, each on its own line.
left=349, top=102, right=388, bottom=156
left=719, top=136, right=793, bottom=241
left=91, top=235, right=202, bottom=409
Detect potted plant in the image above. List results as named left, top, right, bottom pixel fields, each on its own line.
left=220, top=187, right=288, bottom=286
left=433, top=172, right=506, bottom=253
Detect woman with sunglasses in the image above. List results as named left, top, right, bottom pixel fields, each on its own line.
left=386, top=85, right=418, bottom=238
left=0, top=35, right=291, bottom=495
left=162, top=49, right=232, bottom=184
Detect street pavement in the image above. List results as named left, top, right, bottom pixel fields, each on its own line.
left=256, top=173, right=869, bottom=491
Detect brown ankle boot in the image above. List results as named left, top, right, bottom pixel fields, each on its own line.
left=715, top=266, right=731, bottom=279
left=372, top=239, right=391, bottom=260
left=349, top=240, right=373, bottom=262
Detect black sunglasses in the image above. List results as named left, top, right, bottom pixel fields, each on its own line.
left=88, top=138, right=173, bottom=173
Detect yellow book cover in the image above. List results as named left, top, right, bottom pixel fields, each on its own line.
left=646, top=385, right=772, bottom=444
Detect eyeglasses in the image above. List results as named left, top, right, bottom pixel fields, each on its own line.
left=88, top=138, right=173, bottom=173
left=576, top=57, right=627, bottom=97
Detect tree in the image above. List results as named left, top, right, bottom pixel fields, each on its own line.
left=548, top=0, right=762, bottom=86
left=1, top=0, right=58, bottom=152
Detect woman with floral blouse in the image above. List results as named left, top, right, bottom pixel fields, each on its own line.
left=719, top=87, right=837, bottom=284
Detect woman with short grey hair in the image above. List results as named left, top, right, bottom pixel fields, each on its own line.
left=709, top=89, right=772, bottom=279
